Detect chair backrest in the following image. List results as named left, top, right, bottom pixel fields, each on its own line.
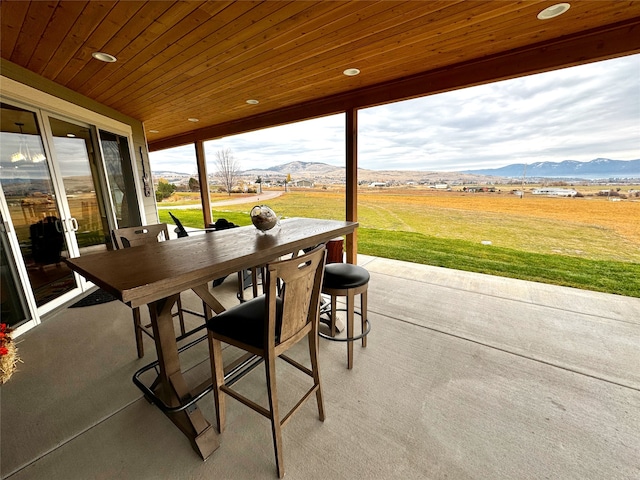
left=112, top=223, right=170, bottom=249
left=265, top=245, right=326, bottom=346
left=168, top=211, right=189, bottom=238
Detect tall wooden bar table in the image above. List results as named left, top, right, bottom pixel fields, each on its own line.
left=65, top=218, right=358, bottom=460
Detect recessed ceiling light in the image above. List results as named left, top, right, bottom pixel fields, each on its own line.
left=343, top=68, right=360, bottom=76
left=537, top=3, right=570, bottom=20
left=92, top=52, right=117, bottom=63
left=66, top=133, right=76, bottom=138
left=246, top=99, right=259, bottom=105
left=149, top=129, right=159, bottom=133
left=188, top=118, right=199, bottom=122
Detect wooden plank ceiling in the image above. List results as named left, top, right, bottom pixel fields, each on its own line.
left=2, top=1, right=640, bottom=151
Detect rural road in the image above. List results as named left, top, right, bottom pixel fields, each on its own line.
left=157, top=190, right=283, bottom=209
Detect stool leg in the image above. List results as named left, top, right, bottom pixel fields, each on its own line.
left=251, top=267, right=259, bottom=298
left=347, top=291, right=354, bottom=369
left=132, top=307, right=144, bottom=358
left=361, top=290, right=368, bottom=348
left=330, top=294, right=337, bottom=338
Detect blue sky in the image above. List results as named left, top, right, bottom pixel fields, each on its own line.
left=150, top=54, right=639, bottom=174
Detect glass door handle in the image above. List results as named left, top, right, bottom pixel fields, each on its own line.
left=55, top=218, right=64, bottom=233
left=70, top=217, right=79, bottom=232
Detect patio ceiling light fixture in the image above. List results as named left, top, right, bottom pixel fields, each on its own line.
left=537, top=3, right=570, bottom=20
left=91, top=52, right=117, bottom=63
left=188, top=118, right=199, bottom=122
left=246, top=99, right=259, bottom=104
left=343, top=68, right=360, bottom=76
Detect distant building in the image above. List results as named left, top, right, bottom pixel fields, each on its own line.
left=369, top=182, right=387, bottom=187
left=463, top=186, right=494, bottom=193
left=293, top=179, right=314, bottom=187
left=531, top=188, right=577, bottom=197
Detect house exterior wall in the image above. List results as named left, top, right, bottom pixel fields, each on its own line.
left=1, top=59, right=157, bottom=224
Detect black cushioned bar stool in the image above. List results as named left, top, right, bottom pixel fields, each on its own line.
left=319, top=263, right=371, bottom=369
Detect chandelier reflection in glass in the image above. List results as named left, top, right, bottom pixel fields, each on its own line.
left=11, top=122, right=46, bottom=163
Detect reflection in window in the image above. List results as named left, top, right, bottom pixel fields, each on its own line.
left=100, top=131, right=140, bottom=228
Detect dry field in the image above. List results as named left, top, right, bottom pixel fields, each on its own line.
left=361, top=187, right=640, bottom=243
left=254, top=185, right=640, bottom=263
left=163, top=183, right=640, bottom=263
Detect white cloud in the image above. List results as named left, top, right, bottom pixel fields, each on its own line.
left=148, top=144, right=195, bottom=173
left=150, top=54, right=640, bottom=174
left=202, top=115, right=346, bottom=172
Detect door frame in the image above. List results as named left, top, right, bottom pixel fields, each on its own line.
left=0, top=188, right=39, bottom=335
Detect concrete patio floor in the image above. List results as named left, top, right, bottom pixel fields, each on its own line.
left=2, top=256, right=639, bottom=479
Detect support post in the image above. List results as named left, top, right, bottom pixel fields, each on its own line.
left=195, top=140, right=212, bottom=227
left=345, top=108, right=358, bottom=264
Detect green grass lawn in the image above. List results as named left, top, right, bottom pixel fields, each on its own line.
left=158, top=194, right=640, bottom=298
left=359, top=228, right=640, bottom=297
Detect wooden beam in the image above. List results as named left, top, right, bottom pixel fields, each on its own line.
left=149, top=18, right=640, bottom=152
left=345, top=108, right=357, bottom=264
left=195, top=140, right=212, bottom=227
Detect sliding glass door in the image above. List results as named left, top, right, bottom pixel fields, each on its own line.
left=46, top=116, right=111, bottom=256
left=99, top=130, right=141, bottom=228
left=0, top=100, right=140, bottom=323
left=0, top=103, right=79, bottom=310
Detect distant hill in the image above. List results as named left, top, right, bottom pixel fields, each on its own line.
left=463, top=158, right=640, bottom=179
left=241, top=161, right=501, bottom=184
left=249, top=160, right=336, bottom=175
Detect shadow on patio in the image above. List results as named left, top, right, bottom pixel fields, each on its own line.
left=2, top=256, right=639, bottom=479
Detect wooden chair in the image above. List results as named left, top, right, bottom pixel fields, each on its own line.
left=112, top=224, right=206, bottom=358
left=206, top=246, right=327, bottom=478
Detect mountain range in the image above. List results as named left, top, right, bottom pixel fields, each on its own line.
left=240, top=161, right=496, bottom=184
left=463, top=158, right=640, bottom=179
left=155, top=158, right=640, bottom=184
left=243, top=158, right=640, bottom=181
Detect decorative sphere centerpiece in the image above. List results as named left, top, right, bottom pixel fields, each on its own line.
left=250, top=205, right=278, bottom=232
